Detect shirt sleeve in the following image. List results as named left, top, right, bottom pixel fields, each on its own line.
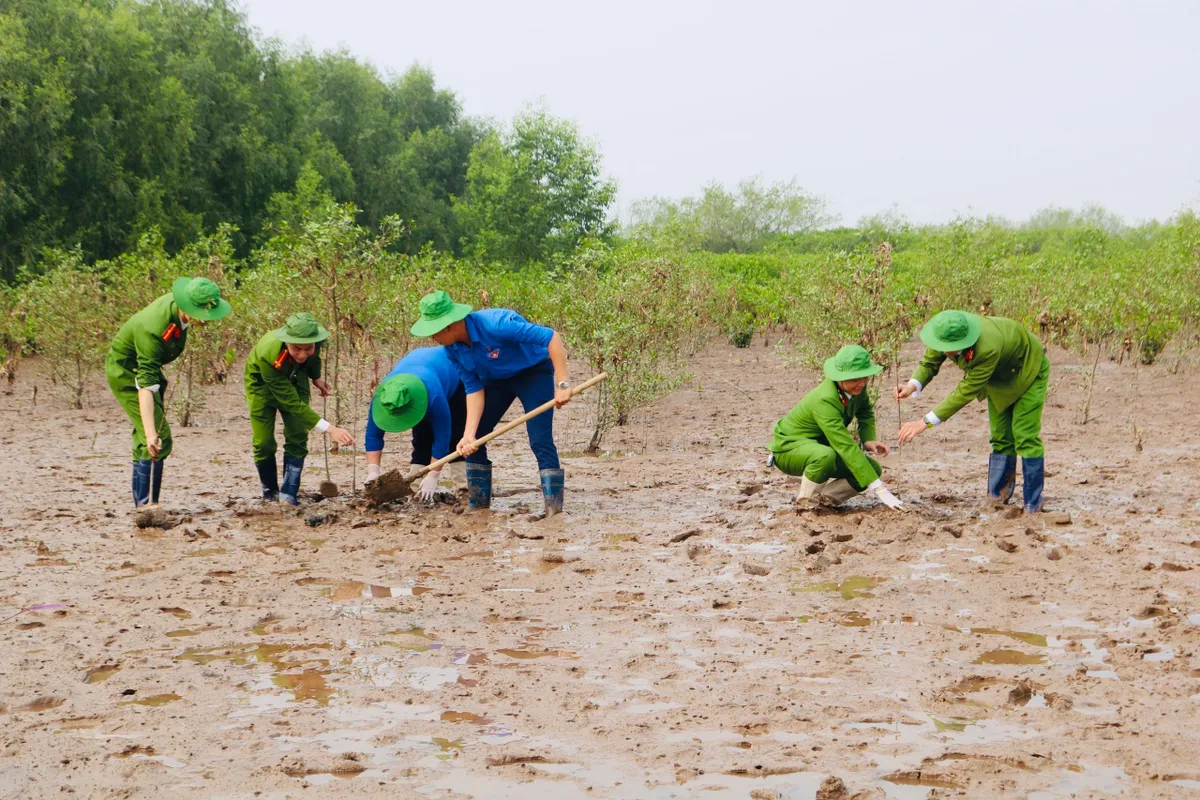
left=856, top=396, right=877, bottom=445
left=495, top=311, right=555, bottom=347
left=426, top=394, right=452, bottom=461
left=133, top=329, right=165, bottom=392
left=364, top=399, right=385, bottom=452
left=259, top=361, right=321, bottom=430
left=447, top=349, right=483, bottom=395
left=305, top=350, right=323, bottom=381
left=815, top=397, right=880, bottom=489
left=932, top=349, right=1000, bottom=421
left=910, top=347, right=947, bottom=390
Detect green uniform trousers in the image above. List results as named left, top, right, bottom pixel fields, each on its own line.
left=773, top=441, right=882, bottom=491
left=106, top=361, right=173, bottom=461
left=248, top=387, right=313, bottom=462
left=988, top=354, right=1049, bottom=458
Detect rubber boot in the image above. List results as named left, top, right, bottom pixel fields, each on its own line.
left=255, top=458, right=279, bottom=501
left=466, top=463, right=492, bottom=509
left=987, top=453, right=1017, bottom=504
left=795, top=476, right=826, bottom=509
left=150, top=459, right=163, bottom=504
left=280, top=454, right=305, bottom=506
left=1022, top=456, right=1044, bottom=514
left=131, top=460, right=152, bottom=507
left=540, top=468, right=565, bottom=517
left=819, top=478, right=860, bottom=507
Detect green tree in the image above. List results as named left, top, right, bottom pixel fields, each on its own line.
left=455, top=108, right=616, bottom=264
left=630, top=177, right=835, bottom=253
left=0, top=10, right=73, bottom=281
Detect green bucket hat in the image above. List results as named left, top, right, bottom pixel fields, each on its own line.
left=824, top=345, right=885, bottom=381
left=171, top=276, right=231, bottom=321
left=410, top=290, right=473, bottom=338
left=920, top=310, right=982, bottom=352
left=275, top=312, right=330, bottom=344
left=370, top=374, right=429, bottom=433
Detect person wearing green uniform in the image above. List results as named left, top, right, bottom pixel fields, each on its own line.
left=106, top=277, right=231, bottom=507
left=767, top=345, right=905, bottom=510
left=896, top=310, right=1050, bottom=514
left=244, top=313, right=355, bottom=505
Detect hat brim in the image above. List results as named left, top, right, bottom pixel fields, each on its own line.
left=275, top=325, right=330, bottom=344
left=824, top=359, right=885, bottom=381
left=172, top=277, right=232, bottom=321
left=410, top=303, right=472, bottom=337
left=370, top=375, right=429, bottom=433
left=920, top=312, right=982, bottom=351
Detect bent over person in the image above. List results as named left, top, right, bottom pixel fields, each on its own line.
left=106, top=277, right=231, bottom=507
left=410, top=291, right=571, bottom=517
left=364, top=346, right=467, bottom=501
left=896, top=310, right=1050, bottom=514
left=767, top=345, right=904, bottom=510
left=245, top=313, right=354, bottom=504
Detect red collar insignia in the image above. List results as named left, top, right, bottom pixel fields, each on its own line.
left=162, top=323, right=181, bottom=341
left=274, top=348, right=293, bottom=369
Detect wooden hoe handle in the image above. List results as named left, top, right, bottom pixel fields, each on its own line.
left=401, top=372, right=609, bottom=482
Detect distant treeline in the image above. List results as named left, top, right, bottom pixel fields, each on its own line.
left=0, top=0, right=615, bottom=282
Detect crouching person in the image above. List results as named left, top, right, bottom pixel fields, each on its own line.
left=364, top=346, right=467, bottom=501
left=245, top=313, right=354, bottom=504
left=767, top=345, right=903, bottom=510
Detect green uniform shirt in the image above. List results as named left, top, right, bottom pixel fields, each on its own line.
left=107, top=293, right=189, bottom=390
left=767, top=378, right=878, bottom=488
left=244, top=331, right=322, bottom=430
left=911, top=316, right=1044, bottom=422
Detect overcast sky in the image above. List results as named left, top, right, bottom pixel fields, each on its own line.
left=242, top=0, right=1199, bottom=226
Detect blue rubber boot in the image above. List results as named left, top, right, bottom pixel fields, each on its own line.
left=539, top=468, right=564, bottom=517
left=466, top=463, right=492, bottom=509
left=255, top=458, right=279, bottom=501
left=131, top=460, right=152, bottom=507
left=280, top=455, right=305, bottom=506
left=150, top=459, right=164, bottom=504
left=987, top=453, right=1017, bottom=504
left=1022, top=457, right=1044, bottom=514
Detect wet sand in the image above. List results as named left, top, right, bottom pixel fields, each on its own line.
left=1, top=341, right=1198, bottom=798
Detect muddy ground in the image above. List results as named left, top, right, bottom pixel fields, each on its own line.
left=1, top=340, right=1198, bottom=799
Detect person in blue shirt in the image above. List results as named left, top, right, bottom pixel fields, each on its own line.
left=364, top=346, right=467, bottom=501
left=410, top=290, right=571, bottom=516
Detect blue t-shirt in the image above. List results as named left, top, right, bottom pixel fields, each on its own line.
left=364, top=347, right=461, bottom=457
left=445, top=309, right=555, bottom=394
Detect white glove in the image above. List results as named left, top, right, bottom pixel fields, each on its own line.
left=366, top=463, right=381, bottom=482
left=417, top=471, right=440, bottom=502
left=870, top=484, right=904, bottom=510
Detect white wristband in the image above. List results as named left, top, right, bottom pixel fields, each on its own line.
left=908, top=378, right=923, bottom=397
left=923, top=411, right=941, bottom=427
left=867, top=478, right=884, bottom=493
left=315, top=419, right=331, bottom=433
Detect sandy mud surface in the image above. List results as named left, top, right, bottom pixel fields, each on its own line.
left=1, top=341, right=1198, bottom=799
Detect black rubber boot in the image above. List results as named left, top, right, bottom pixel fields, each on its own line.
left=1022, top=457, right=1045, bottom=514
left=132, top=460, right=152, bottom=507
left=150, top=460, right=163, bottom=504
left=280, top=455, right=305, bottom=506
left=987, top=453, right=1017, bottom=503
left=466, top=463, right=492, bottom=509
left=255, top=458, right=279, bottom=501
left=539, top=468, right=564, bottom=517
